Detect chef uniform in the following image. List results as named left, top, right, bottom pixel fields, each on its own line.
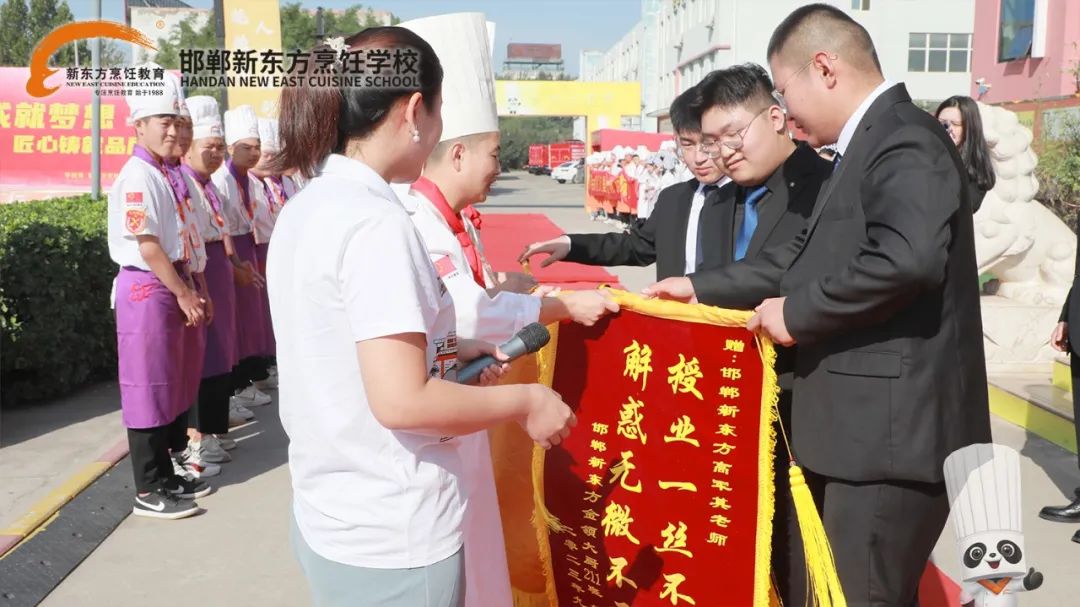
left=182, top=95, right=237, bottom=436
left=397, top=13, right=536, bottom=607
left=109, top=68, right=199, bottom=495
left=252, top=118, right=296, bottom=360
left=212, top=105, right=269, bottom=396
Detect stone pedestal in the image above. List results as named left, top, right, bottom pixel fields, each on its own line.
left=980, top=295, right=1060, bottom=374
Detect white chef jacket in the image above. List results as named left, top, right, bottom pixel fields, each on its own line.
left=108, top=156, right=187, bottom=270
left=395, top=181, right=543, bottom=607
left=211, top=165, right=255, bottom=237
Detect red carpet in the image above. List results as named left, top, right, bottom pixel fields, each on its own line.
left=478, top=213, right=623, bottom=290
left=921, top=561, right=962, bottom=607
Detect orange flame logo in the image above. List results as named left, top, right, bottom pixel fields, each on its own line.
left=26, top=20, right=158, bottom=98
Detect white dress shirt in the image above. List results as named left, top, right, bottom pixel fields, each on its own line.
left=683, top=177, right=731, bottom=274
left=836, top=79, right=895, bottom=157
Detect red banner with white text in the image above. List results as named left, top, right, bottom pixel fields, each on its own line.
left=0, top=67, right=136, bottom=194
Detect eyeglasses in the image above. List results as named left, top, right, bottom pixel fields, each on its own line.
left=696, top=106, right=772, bottom=158
left=771, top=57, right=815, bottom=108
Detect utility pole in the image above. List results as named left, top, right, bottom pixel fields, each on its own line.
left=90, top=0, right=101, bottom=199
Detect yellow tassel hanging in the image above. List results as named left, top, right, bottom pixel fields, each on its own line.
left=789, top=463, right=847, bottom=607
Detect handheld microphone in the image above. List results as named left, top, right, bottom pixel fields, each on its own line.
left=457, top=323, right=551, bottom=384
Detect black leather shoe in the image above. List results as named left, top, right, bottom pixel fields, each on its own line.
left=1039, top=495, right=1080, bottom=522
left=1073, top=529, right=1080, bottom=544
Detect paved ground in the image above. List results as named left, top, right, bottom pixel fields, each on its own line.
left=3, top=172, right=1078, bottom=606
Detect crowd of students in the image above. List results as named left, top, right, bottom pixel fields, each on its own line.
left=108, top=68, right=302, bottom=519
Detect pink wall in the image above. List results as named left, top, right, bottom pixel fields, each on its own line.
left=971, top=0, right=1080, bottom=103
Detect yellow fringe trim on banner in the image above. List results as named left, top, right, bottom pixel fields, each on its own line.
left=754, top=333, right=781, bottom=607
left=531, top=322, right=564, bottom=607
left=789, top=464, right=846, bottom=607
left=511, top=588, right=551, bottom=607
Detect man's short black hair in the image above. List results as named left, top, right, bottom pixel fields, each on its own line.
left=669, top=85, right=701, bottom=135
left=767, top=3, right=881, bottom=73
left=692, top=64, right=775, bottom=116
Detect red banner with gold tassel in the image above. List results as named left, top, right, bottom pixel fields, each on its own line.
left=491, top=291, right=782, bottom=607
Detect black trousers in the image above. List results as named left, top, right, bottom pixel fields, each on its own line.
left=801, top=469, right=949, bottom=606
left=191, top=373, right=232, bottom=435
left=127, top=410, right=189, bottom=493
left=771, top=390, right=809, bottom=606
left=1070, top=353, right=1080, bottom=471
left=231, top=356, right=270, bottom=392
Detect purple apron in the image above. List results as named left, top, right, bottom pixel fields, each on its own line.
left=232, top=232, right=266, bottom=361
left=254, top=242, right=275, bottom=357
left=115, top=265, right=189, bottom=429
left=201, top=240, right=238, bottom=377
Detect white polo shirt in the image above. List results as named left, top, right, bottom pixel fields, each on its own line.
left=267, top=153, right=466, bottom=569
left=108, top=155, right=186, bottom=269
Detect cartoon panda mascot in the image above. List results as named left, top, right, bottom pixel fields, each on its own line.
left=944, top=444, right=1043, bottom=607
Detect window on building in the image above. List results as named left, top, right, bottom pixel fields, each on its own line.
left=908, top=33, right=971, bottom=73
left=998, top=0, right=1035, bottom=62
left=851, top=0, right=870, bottom=10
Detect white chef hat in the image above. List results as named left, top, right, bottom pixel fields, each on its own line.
left=258, top=118, right=281, bottom=154
left=660, top=140, right=676, bottom=152
left=637, top=145, right=650, bottom=157
left=224, top=105, right=260, bottom=145
left=944, top=443, right=1027, bottom=582
left=186, top=95, right=223, bottom=140
left=401, top=13, right=498, bottom=142
left=125, top=62, right=184, bottom=124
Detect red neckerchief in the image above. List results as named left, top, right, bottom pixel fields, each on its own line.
left=977, top=578, right=1011, bottom=595
left=412, top=177, right=485, bottom=287
left=461, top=204, right=482, bottom=229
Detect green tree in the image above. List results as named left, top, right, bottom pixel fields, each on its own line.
left=1037, top=113, right=1080, bottom=229
left=280, top=2, right=316, bottom=52
left=498, top=116, right=574, bottom=170
left=0, top=0, right=31, bottom=66
left=280, top=3, right=401, bottom=51
left=0, top=0, right=121, bottom=67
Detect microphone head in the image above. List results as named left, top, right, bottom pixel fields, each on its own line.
left=518, top=322, right=551, bottom=353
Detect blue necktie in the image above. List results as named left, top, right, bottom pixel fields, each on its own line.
left=734, top=185, right=769, bottom=261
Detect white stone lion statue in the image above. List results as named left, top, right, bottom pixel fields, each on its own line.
left=974, top=102, right=1075, bottom=306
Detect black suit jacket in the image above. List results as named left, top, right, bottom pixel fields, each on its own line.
left=688, top=84, right=991, bottom=483
left=1060, top=226, right=1080, bottom=350
left=696, top=144, right=832, bottom=388
left=565, top=179, right=704, bottom=280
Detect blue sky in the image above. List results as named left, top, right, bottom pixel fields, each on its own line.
left=69, top=0, right=642, bottom=75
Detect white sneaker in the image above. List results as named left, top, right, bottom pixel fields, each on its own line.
left=192, top=436, right=232, bottom=463
left=173, top=449, right=221, bottom=479
left=232, top=385, right=271, bottom=407
left=253, top=374, right=278, bottom=390
left=228, top=410, right=247, bottom=428
left=211, top=434, right=237, bottom=451
left=229, top=399, right=256, bottom=421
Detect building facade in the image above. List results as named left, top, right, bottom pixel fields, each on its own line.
left=587, top=0, right=978, bottom=132
left=969, top=0, right=1080, bottom=139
